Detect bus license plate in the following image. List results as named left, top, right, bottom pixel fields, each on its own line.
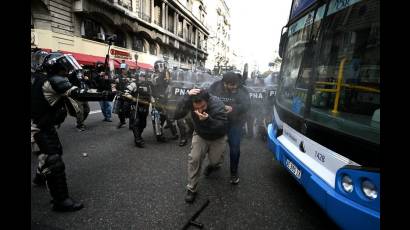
left=286, top=159, right=302, bottom=179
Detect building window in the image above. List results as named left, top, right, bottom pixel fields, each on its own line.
left=140, top=0, right=151, bottom=22
left=186, top=0, right=192, bottom=11
left=186, top=24, right=191, bottom=42
left=167, top=10, right=174, bottom=32
left=133, top=36, right=144, bottom=52
left=149, top=42, right=157, bottom=55
left=114, top=30, right=126, bottom=48
left=81, top=19, right=105, bottom=42
left=154, top=0, right=162, bottom=27
left=192, top=27, right=196, bottom=45
left=178, top=16, right=183, bottom=38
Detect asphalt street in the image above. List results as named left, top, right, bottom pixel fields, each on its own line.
left=31, top=102, right=339, bottom=230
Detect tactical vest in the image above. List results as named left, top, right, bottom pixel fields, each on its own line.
left=31, top=74, right=67, bottom=128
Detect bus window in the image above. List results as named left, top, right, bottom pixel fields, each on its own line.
left=277, top=4, right=325, bottom=116
left=309, top=0, right=380, bottom=144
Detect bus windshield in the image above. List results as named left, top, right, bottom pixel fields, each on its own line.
left=277, top=0, right=380, bottom=144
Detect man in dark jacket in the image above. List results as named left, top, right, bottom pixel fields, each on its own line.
left=93, top=62, right=114, bottom=122
left=174, top=88, right=228, bottom=203
left=67, top=70, right=91, bottom=131
left=208, top=72, right=251, bottom=184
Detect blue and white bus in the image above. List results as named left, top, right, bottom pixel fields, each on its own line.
left=267, top=0, right=380, bottom=229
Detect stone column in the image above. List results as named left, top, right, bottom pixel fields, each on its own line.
left=150, top=0, right=154, bottom=23
left=195, top=29, right=198, bottom=47
left=132, top=0, right=136, bottom=12
left=174, top=12, right=178, bottom=35
left=161, top=2, right=166, bottom=28
left=182, top=18, right=186, bottom=40
left=165, top=4, right=168, bottom=30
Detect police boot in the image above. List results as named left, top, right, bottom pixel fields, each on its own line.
left=52, top=198, right=84, bottom=212
left=135, top=138, right=145, bottom=148
left=33, top=172, right=46, bottom=187
left=132, top=127, right=145, bottom=148
left=47, top=174, right=84, bottom=212
left=44, top=155, right=83, bottom=212
left=169, top=124, right=179, bottom=140
left=156, top=135, right=167, bottom=142
left=134, top=133, right=145, bottom=148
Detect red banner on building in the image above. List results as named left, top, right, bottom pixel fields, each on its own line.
left=110, top=49, right=131, bottom=59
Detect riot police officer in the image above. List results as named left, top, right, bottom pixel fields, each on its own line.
left=151, top=60, right=177, bottom=142
left=67, top=69, right=91, bottom=131
left=115, top=68, right=131, bottom=128
left=121, top=72, right=153, bottom=147
left=166, top=69, right=194, bottom=146
left=31, top=52, right=114, bottom=212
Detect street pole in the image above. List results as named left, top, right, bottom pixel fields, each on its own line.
left=195, top=46, right=197, bottom=71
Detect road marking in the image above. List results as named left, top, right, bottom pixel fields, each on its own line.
left=89, top=110, right=102, bottom=115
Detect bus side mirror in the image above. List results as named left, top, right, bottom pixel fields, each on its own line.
left=279, top=27, right=288, bottom=58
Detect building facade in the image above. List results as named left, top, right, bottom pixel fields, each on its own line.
left=203, top=0, right=232, bottom=73
left=31, top=0, right=210, bottom=70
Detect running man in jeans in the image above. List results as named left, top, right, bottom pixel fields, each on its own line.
left=209, top=72, right=251, bottom=184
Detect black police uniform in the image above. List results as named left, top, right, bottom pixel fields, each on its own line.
left=123, top=79, right=153, bottom=147
left=31, top=72, right=84, bottom=212
left=152, top=69, right=174, bottom=142
left=31, top=53, right=114, bottom=212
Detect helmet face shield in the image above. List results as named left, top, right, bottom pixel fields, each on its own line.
left=31, top=50, right=49, bottom=73
left=59, top=54, right=83, bottom=74
left=156, top=63, right=164, bottom=72
left=154, top=61, right=165, bottom=72
left=43, top=53, right=82, bottom=75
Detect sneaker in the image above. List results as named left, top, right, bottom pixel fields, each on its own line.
left=76, top=124, right=85, bottom=131
left=117, top=122, right=126, bottom=129
left=179, top=139, right=188, bottom=147
left=156, top=135, right=167, bottom=143
left=103, top=118, right=112, bottom=122
left=230, top=174, right=240, bottom=185
left=169, top=135, right=179, bottom=140
left=185, top=190, right=197, bottom=203
left=52, top=198, right=84, bottom=212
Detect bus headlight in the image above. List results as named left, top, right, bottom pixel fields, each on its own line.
left=362, top=180, right=378, bottom=200
left=341, top=175, right=354, bottom=193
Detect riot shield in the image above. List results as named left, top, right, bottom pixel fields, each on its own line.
left=263, top=72, right=279, bottom=121
left=244, top=78, right=268, bottom=139
left=166, top=69, right=196, bottom=120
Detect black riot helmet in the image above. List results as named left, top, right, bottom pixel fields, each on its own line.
left=41, top=52, right=82, bottom=76
left=95, top=61, right=105, bottom=73
left=154, top=60, right=165, bottom=73
left=31, top=49, right=49, bottom=73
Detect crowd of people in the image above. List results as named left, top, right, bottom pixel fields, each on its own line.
left=31, top=49, right=277, bottom=211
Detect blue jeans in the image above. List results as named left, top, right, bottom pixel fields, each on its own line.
left=99, top=101, right=112, bottom=119
left=228, top=124, right=242, bottom=175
